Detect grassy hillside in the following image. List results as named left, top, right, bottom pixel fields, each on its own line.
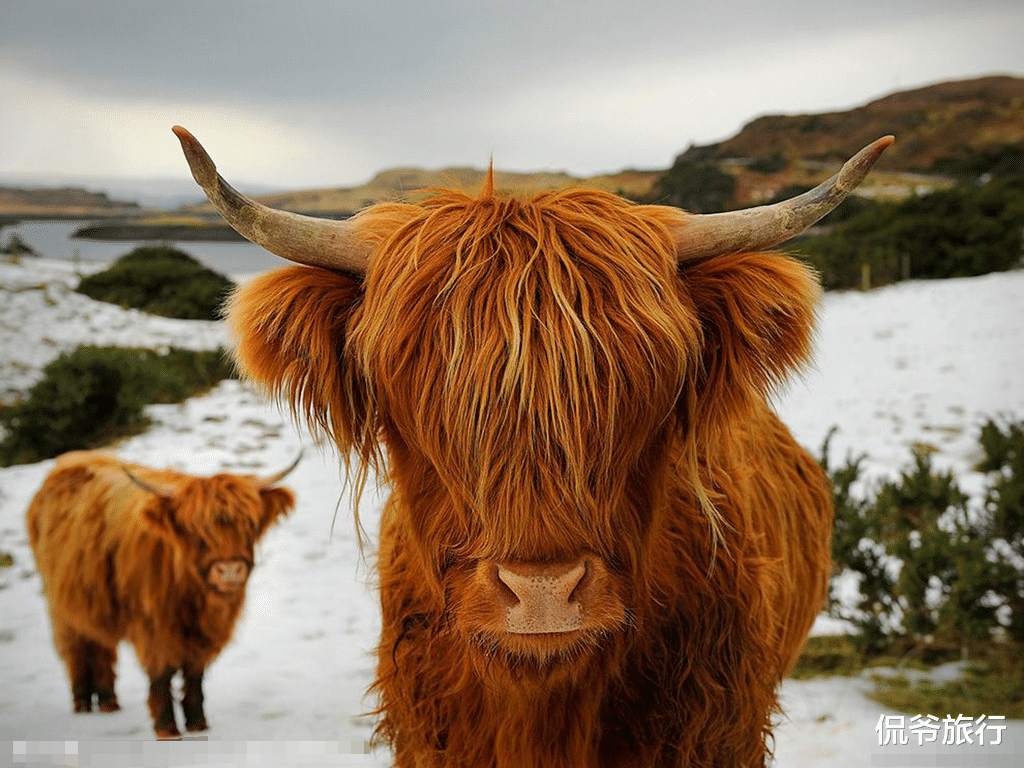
left=681, top=75, right=1024, bottom=173
left=0, top=186, right=140, bottom=220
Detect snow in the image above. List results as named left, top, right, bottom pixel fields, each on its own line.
left=0, top=259, right=227, bottom=402
left=1, top=256, right=1023, bottom=766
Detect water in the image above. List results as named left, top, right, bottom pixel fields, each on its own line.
left=1, top=220, right=286, bottom=277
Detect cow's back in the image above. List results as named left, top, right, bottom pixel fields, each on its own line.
left=26, top=452, right=160, bottom=643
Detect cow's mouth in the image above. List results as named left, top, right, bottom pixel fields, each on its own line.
left=210, top=581, right=245, bottom=596
left=472, top=626, right=605, bottom=668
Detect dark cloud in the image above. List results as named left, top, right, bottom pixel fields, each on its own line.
left=4, top=0, right=1009, bottom=104
left=2, top=0, right=1022, bottom=185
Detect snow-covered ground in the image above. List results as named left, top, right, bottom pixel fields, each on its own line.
left=1, top=256, right=1022, bottom=766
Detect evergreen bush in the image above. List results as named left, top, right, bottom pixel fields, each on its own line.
left=648, top=159, right=737, bottom=213
left=75, top=246, right=234, bottom=320
left=822, top=419, right=1024, bottom=653
left=748, top=153, right=789, bottom=175
left=796, top=176, right=1024, bottom=290
left=0, top=345, right=234, bottom=466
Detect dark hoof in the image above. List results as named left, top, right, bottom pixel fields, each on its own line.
left=97, top=691, right=119, bottom=712
left=154, top=726, right=182, bottom=740
left=185, top=718, right=209, bottom=733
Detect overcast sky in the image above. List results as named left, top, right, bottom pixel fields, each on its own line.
left=2, top=0, right=1022, bottom=191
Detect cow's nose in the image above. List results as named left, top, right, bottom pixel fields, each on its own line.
left=494, top=560, right=587, bottom=634
left=209, top=559, right=249, bottom=589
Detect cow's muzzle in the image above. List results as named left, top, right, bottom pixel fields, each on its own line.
left=207, top=558, right=250, bottom=594
left=479, top=556, right=624, bottom=636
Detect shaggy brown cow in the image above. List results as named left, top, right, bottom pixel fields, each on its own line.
left=26, top=450, right=297, bottom=738
left=174, top=126, right=892, bottom=767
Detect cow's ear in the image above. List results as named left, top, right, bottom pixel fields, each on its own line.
left=123, top=469, right=187, bottom=544
left=225, top=266, right=368, bottom=451
left=140, top=500, right=189, bottom=546
left=681, top=252, right=821, bottom=432
left=256, top=486, right=295, bottom=538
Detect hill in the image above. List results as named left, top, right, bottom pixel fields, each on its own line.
left=681, top=75, right=1024, bottom=173
left=180, top=166, right=664, bottom=216
left=0, top=186, right=140, bottom=221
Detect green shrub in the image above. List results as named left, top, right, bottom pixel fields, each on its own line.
left=75, top=246, right=234, bottom=320
left=978, top=419, right=1024, bottom=639
left=748, top=153, right=789, bottom=175
left=822, top=419, right=1024, bottom=653
left=796, top=176, right=1024, bottom=290
left=647, top=159, right=737, bottom=213
left=0, top=345, right=234, bottom=466
left=931, top=142, right=1024, bottom=180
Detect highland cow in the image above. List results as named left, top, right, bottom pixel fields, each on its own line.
left=26, top=450, right=297, bottom=738
left=174, top=126, right=892, bottom=766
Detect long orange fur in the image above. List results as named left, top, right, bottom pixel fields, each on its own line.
left=226, top=186, right=832, bottom=767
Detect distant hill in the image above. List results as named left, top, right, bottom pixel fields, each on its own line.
left=181, top=166, right=664, bottom=216
left=0, top=186, right=140, bottom=220
left=680, top=75, right=1024, bottom=172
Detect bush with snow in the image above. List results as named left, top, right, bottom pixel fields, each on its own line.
left=824, top=419, right=1024, bottom=652
left=0, top=345, right=234, bottom=466
left=75, top=246, right=234, bottom=321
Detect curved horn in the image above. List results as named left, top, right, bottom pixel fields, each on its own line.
left=172, top=126, right=372, bottom=274
left=259, top=450, right=303, bottom=488
left=670, top=136, right=895, bottom=261
left=123, top=468, right=177, bottom=500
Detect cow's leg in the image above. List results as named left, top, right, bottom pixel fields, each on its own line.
left=92, top=642, right=120, bottom=712
left=147, top=666, right=181, bottom=739
left=182, top=661, right=208, bottom=732
left=52, top=620, right=95, bottom=713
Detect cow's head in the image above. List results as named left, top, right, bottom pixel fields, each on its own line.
left=174, top=127, right=890, bottom=663
left=127, top=456, right=298, bottom=596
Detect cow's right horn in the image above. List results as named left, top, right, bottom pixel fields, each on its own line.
left=259, top=451, right=303, bottom=488
left=669, top=135, right=895, bottom=261
left=172, top=126, right=373, bottom=274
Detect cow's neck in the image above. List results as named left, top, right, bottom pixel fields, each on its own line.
left=457, top=665, right=607, bottom=768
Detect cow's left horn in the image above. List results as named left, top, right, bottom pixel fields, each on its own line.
left=670, top=136, right=894, bottom=261
left=259, top=451, right=303, bottom=488
left=172, top=126, right=372, bottom=274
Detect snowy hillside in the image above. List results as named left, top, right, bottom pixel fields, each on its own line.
left=1, top=258, right=1022, bottom=766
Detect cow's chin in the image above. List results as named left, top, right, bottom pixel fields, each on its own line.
left=469, top=627, right=607, bottom=674
left=207, top=580, right=246, bottom=598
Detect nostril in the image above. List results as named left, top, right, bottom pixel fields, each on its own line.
left=496, top=561, right=584, bottom=602
left=494, top=566, right=521, bottom=605
left=566, top=564, right=588, bottom=604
